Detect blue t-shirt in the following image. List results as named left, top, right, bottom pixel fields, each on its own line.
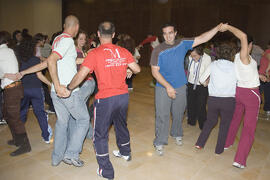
left=150, top=38, right=194, bottom=89
left=20, top=56, right=42, bottom=89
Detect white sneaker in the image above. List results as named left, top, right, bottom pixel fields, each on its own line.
left=45, top=109, right=55, bottom=114
left=233, top=162, right=245, bottom=169
left=44, top=125, right=53, bottom=144
left=155, top=145, right=164, bottom=156
left=175, top=137, right=183, bottom=146
left=0, top=119, right=7, bottom=125
left=112, top=150, right=131, bottom=161
left=224, top=145, right=232, bottom=150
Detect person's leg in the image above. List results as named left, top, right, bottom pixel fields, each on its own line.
left=20, top=88, right=30, bottom=123
left=196, top=97, right=219, bottom=148
left=153, top=86, right=172, bottom=146
left=263, top=82, right=270, bottom=112
left=171, top=85, right=187, bottom=138
left=225, top=87, right=245, bottom=148
left=215, top=97, right=235, bottom=154
left=197, top=85, right=208, bottom=130
left=30, top=88, right=50, bottom=141
left=64, top=91, right=89, bottom=160
left=51, top=92, right=71, bottom=166
left=187, top=83, right=197, bottom=126
left=93, top=97, right=114, bottom=179
left=42, top=83, right=55, bottom=112
left=112, top=94, right=130, bottom=156
left=234, top=89, right=260, bottom=166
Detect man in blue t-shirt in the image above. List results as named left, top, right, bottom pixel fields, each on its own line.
left=150, top=22, right=223, bottom=155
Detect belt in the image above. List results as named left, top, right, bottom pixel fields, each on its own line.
left=4, top=81, right=21, bottom=89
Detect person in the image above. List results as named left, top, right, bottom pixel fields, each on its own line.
left=258, top=44, right=270, bottom=116
left=65, top=21, right=140, bottom=180
left=224, top=24, right=260, bottom=169
left=195, top=42, right=237, bottom=154
left=15, top=15, right=89, bottom=167
left=73, top=30, right=95, bottom=140
left=187, top=45, right=211, bottom=129
left=150, top=22, right=223, bottom=156
left=17, top=38, right=53, bottom=144
left=0, top=31, right=31, bottom=156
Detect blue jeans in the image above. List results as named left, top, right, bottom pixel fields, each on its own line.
left=51, top=90, right=89, bottom=164
left=68, top=79, right=96, bottom=142
left=0, top=89, right=3, bottom=120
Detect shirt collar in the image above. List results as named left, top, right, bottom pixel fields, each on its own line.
left=0, top=44, right=8, bottom=49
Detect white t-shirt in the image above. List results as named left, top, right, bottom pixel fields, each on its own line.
left=0, top=44, right=19, bottom=89
left=51, top=33, right=78, bottom=92
left=188, top=53, right=211, bottom=85
left=234, top=53, right=260, bottom=88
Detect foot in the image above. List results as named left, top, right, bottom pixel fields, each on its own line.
left=10, top=144, right=31, bottom=156
left=7, top=139, right=19, bottom=147
left=233, top=162, right=245, bottom=169
left=0, top=119, right=7, bottom=125
left=195, top=145, right=203, bottom=149
left=43, top=125, right=53, bottom=144
left=112, top=150, right=131, bottom=161
left=45, top=109, right=55, bottom=114
left=175, top=137, right=183, bottom=146
left=63, top=157, right=84, bottom=167
left=97, top=168, right=114, bottom=180
left=155, top=145, right=164, bottom=156
left=224, top=145, right=232, bottom=150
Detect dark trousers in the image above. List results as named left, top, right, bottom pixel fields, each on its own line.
left=20, top=88, right=49, bottom=140
left=3, top=84, right=26, bottom=136
left=262, top=82, right=270, bottom=111
left=196, top=96, right=235, bottom=154
left=93, top=93, right=130, bottom=179
left=42, top=83, right=55, bottom=112
left=0, top=88, right=3, bottom=120
left=187, top=83, right=208, bottom=129
left=126, top=75, right=135, bottom=88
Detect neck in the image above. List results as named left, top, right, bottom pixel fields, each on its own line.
left=64, top=29, right=74, bottom=37
left=100, top=38, right=112, bottom=45
left=165, top=40, right=175, bottom=45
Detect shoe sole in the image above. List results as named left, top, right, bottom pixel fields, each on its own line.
left=63, top=158, right=84, bottom=167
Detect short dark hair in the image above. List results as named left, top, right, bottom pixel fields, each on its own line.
left=0, top=31, right=11, bottom=45
left=216, top=42, right=236, bottom=61
left=161, top=22, right=177, bottom=32
left=191, top=45, right=204, bottom=56
left=12, top=30, right=21, bottom=41
left=98, top=21, right=115, bottom=37
left=33, top=33, right=45, bottom=46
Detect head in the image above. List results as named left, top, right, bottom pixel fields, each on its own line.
left=64, top=15, right=80, bottom=37
left=33, top=33, right=45, bottom=47
left=12, top=30, right=22, bottom=43
left=18, top=38, right=35, bottom=62
left=0, top=31, right=11, bottom=46
left=161, top=23, right=177, bottom=45
left=75, top=30, right=89, bottom=52
left=216, top=42, right=236, bottom=62
left=190, top=46, right=204, bottom=61
left=97, top=21, right=115, bottom=40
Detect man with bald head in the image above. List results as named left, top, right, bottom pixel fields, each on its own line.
left=66, top=21, right=140, bottom=180
left=14, top=15, right=89, bottom=167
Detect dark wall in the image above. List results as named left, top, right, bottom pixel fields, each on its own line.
left=63, top=0, right=270, bottom=65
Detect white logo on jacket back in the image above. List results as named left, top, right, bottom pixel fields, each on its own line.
left=104, top=48, right=127, bottom=67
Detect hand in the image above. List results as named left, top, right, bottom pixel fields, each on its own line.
left=55, top=85, right=71, bottom=98
left=4, top=73, right=18, bottom=81
left=219, top=23, right=229, bottom=32
left=166, top=85, right=177, bottom=99
left=127, top=69, right=133, bottom=79
left=16, top=72, right=23, bottom=80
left=259, top=74, right=268, bottom=82
left=202, top=77, right=210, bottom=87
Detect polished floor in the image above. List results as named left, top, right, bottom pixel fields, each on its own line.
left=1, top=67, right=270, bottom=180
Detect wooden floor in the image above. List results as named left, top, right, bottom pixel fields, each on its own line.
left=0, top=67, right=270, bottom=180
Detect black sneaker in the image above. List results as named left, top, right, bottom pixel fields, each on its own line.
left=97, top=168, right=114, bottom=180
left=63, top=157, right=84, bottom=167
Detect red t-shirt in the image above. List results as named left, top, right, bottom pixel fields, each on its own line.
left=82, top=43, right=135, bottom=99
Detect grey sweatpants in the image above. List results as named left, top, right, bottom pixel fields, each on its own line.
left=153, top=85, right=187, bottom=146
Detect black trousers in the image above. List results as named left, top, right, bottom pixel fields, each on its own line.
left=261, top=81, right=270, bottom=111
left=187, top=83, right=208, bottom=129
left=196, top=96, right=235, bottom=154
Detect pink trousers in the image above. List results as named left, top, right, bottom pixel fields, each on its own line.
left=225, top=87, right=260, bottom=166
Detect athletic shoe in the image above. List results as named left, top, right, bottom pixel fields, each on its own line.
left=112, top=150, right=131, bottom=161
left=233, top=162, right=245, bottom=169
left=224, top=145, right=232, bottom=150
left=43, top=125, right=53, bottom=144
left=0, top=119, right=7, bottom=125
left=175, top=137, right=183, bottom=146
left=97, top=168, right=114, bottom=180
left=63, top=157, right=84, bottom=167
left=195, top=145, right=203, bottom=149
left=45, top=109, right=55, bottom=114
left=155, top=145, right=164, bottom=156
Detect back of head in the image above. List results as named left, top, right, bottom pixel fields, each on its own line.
left=33, top=33, right=45, bottom=45
left=192, top=45, right=204, bottom=56
left=64, top=15, right=79, bottom=29
left=98, top=21, right=115, bottom=38
left=18, top=38, right=35, bottom=62
left=0, top=31, right=11, bottom=45
left=216, top=42, right=236, bottom=61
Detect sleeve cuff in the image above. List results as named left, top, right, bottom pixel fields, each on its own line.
left=52, top=51, right=63, bottom=59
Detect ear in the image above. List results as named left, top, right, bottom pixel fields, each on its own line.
left=112, top=32, right=115, bottom=38
left=175, top=31, right=177, bottom=36
left=97, top=31, right=101, bottom=38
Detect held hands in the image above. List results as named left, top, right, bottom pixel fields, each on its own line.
left=219, top=23, right=229, bottom=32
left=166, top=85, right=177, bottom=99
left=259, top=74, right=270, bottom=82
left=127, top=69, right=133, bottom=79
left=55, top=85, right=71, bottom=98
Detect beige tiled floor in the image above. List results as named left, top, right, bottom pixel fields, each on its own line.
left=1, top=67, right=270, bottom=180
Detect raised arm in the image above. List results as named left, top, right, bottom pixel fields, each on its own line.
left=193, top=23, right=222, bottom=48
left=222, top=24, right=249, bottom=64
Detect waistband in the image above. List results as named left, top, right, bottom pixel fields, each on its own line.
left=4, top=81, right=21, bottom=89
